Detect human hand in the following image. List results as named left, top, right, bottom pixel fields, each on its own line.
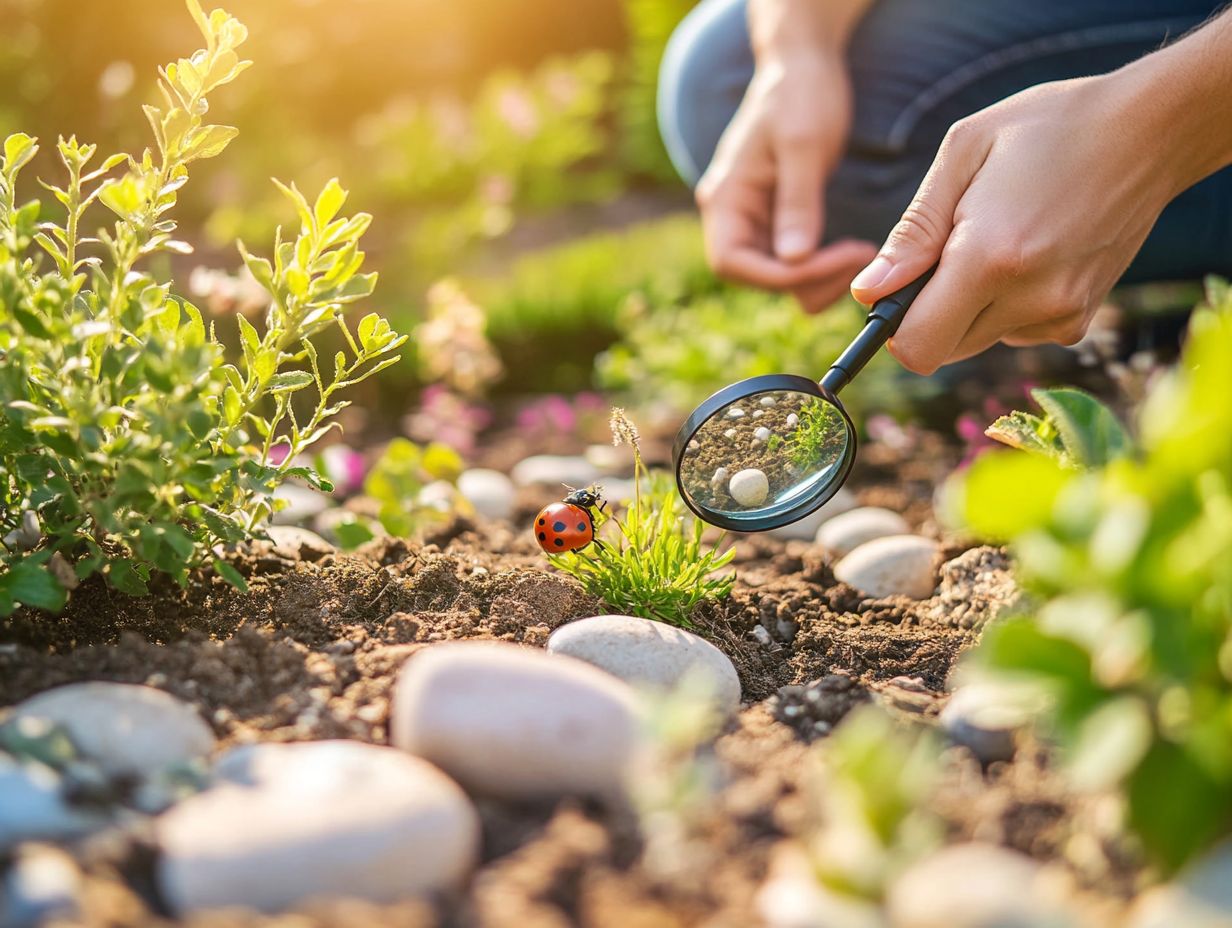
left=848, top=73, right=1192, bottom=374
left=697, top=45, right=878, bottom=312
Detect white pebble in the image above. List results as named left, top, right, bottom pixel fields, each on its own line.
left=752, top=410, right=765, bottom=419
left=688, top=439, right=699, bottom=451
left=510, top=454, right=601, bottom=489
left=815, top=507, right=911, bottom=558
left=834, top=535, right=940, bottom=599
left=2, top=845, right=82, bottom=927
left=723, top=428, right=738, bottom=440
left=729, top=469, right=770, bottom=507
left=393, top=642, right=641, bottom=800
left=158, top=741, right=478, bottom=915
left=767, top=487, right=857, bottom=541
left=11, top=683, right=214, bottom=779
left=754, top=427, right=772, bottom=442
left=457, top=468, right=516, bottom=521
left=726, top=407, right=746, bottom=419
left=547, top=614, right=741, bottom=716
left=0, top=757, right=105, bottom=851
left=759, top=396, right=777, bottom=407
left=786, top=413, right=799, bottom=428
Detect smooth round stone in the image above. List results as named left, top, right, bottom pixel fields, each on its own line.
left=2, top=845, right=82, bottom=928
left=510, top=455, right=601, bottom=489
left=158, top=741, right=478, bottom=915
left=547, top=614, right=741, bottom=715
left=11, top=683, right=214, bottom=779
left=815, top=507, right=910, bottom=558
left=834, top=535, right=940, bottom=600
left=726, top=407, right=746, bottom=419
left=0, top=757, right=104, bottom=850
left=887, top=843, right=1067, bottom=928
left=271, top=484, right=331, bottom=525
left=754, top=426, right=772, bottom=442
left=729, top=469, right=769, bottom=507
left=786, top=413, right=799, bottom=428
left=264, top=525, right=334, bottom=561
left=940, top=684, right=1036, bottom=766
left=457, top=468, right=516, bottom=521
left=767, top=487, right=857, bottom=541
left=392, top=642, right=640, bottom=800
left=723, top=428, right=738, bottom=441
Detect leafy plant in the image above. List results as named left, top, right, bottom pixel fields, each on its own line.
left=598, top=287, right=905, bottom=417
left=546, top=410, right=735, bottom=627
left=787, top=399, right=848, bottom=471
left=985, top=386, right=1133, bottom=468
left=330, top=438, right=465, bottom=549
left=950, top=278, right=1232, bottom=872
left=0, top=1, right=405, bottom=614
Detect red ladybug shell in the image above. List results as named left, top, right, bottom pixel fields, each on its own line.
left=534, top=502, right=594, bottom=553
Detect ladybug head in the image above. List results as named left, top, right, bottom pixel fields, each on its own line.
left=563, top=485, right=602, bottom=509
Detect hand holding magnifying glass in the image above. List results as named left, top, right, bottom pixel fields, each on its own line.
left=673, top=267, right=935, bottom=532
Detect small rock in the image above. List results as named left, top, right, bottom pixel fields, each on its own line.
left=772, top=674, right=868, bottom=741
left=2, top=844, right=82, bottom=928
left=688, top=439, right=699, bottom=451
left=710, top=466, right=729, bottom=491
left=767, top=487, right=857, bottom=541
left=940, top=684, right=1035, bottom=765
left=834, top=535, right=940, bottom=600
left=752, top=409, right=766, bottom=419
left=510, top=454, right=601, bottom=489
left=754, top=426, right=772, bottom=442
left=815, top=507, right=910, bottom=558
left=0, top=757, right=104, bottom=850
left=457, top=469, right=516, bottom=521
left=547, top=614, right=741, bottom=715
left=270, top=483, right=331, bottom=525
left=729, top=469, right=770, bottom=507
left=1128, top=839, right=1232, bottom=927
left=759, top=396, right=777, bottom=407
left=726, top=407, right=746, bottom=419
left=392, top=642, right=640, bottom=800
left=264, top=525, right=333, bottom=561
left=786, top=413, right=799, bottom=428
left=158, top=741, right=478, bottom=915
left=11, top=683, right=214, bottom=779
left=724, top=428, right=738, bottom=441
left=887, top=843, right=1071, bottom=928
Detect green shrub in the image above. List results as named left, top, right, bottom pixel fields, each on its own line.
left=0, top=1, right=405, bottom=614
left=951, top=278, right=1232, bottom=872
left=598, top=287, right=902, bottom=417
left=985, top=386, right=1133, bottom=468
left=546, top=410, right=735, bottom=627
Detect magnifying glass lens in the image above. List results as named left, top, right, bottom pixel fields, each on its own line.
left=677, top=389, right=851, bottom=526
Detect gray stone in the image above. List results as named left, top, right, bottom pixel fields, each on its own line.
left=2, top=844, right=82, bottom=928
left=457, top=468, right=516, bottom=520
left=0, top=756, right=104, bottom=850
left=767, top=487, right=857, bottom=541
left=158, top=740, right=479, bottom=915
left=815, top=507, right=910, bottom=558
left=510, top=455, right=601, bottom=489
left=940, top=684, right=1036, bottom=766
left=834, top=535, right=940, bottom=600
left=547, top=614, right=741, bottom=715
left=393, top=642, right=641, bottom=801
left=11, top=683, right=214, bottom=780
left=263, top=525, right=334, bottom=560
left=270, top=484, right=332, bottom=525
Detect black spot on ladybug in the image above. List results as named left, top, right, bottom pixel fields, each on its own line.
left=538, top=532, right=546, bottom=541
left=577, top=522, right=586, bottom=531
left=538, top=518, right=546, bottom=526
left=552, top=521, right=566, bottom=532
left=554, top=538, right=564, bottom=547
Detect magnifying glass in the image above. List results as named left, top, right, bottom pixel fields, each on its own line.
left=673, top=269, right=934, bottom=532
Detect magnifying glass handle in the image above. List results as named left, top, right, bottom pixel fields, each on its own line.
left=819, top=264, right=938, bottom=395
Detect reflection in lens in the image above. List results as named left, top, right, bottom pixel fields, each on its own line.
left=677, top=389, right=850, bottom=523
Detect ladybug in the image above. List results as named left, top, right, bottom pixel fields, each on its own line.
left=534, top=486, right=606, bottom=554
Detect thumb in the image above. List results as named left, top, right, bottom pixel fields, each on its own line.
left=850, top=122, right=985, bottom=303
left=773, top=136, right=826, bottom=262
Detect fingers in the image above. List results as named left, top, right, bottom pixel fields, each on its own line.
left=850, top=118, right=992, bottom=306
left=773, top=133, right=827, bottom=262
left=791, top=240, right=879, bottom=313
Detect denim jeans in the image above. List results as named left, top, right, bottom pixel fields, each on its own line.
left=658, top=0, right=1232, bottom=284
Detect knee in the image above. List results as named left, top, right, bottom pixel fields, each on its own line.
left=656, top=0, right=751, bottom=188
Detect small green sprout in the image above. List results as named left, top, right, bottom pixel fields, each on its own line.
left=787, top=399, right=846, bottom=470
left=546, top=408, right=735, bottom=627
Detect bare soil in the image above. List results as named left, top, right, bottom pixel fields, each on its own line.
left=0, top=435, right=1141, bottom=927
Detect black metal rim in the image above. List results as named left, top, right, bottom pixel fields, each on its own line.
left=671, top=374, right=858, bottom=533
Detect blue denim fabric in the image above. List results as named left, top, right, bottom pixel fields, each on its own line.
left=658, top=0, right=1232, bottom=283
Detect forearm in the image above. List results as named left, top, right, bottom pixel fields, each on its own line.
left=748, top=0, right=874, bottom=60
left=1114, top=8, right=1232, bottom=197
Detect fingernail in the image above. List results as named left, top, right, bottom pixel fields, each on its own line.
left=775, top=229, right=812, bottom=259
left=851, top=255, right=893, bottom=291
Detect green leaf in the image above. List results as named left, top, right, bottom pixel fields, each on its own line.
left=183, top=124, right=239, bottom=162
left=313, top=178, right=347, bottom=229
left=0, top=558, right=69, bottom=613
left=266, top=371, right=314, bottom=394
left=3, top=133, right=38, bottom=174
left=213, top=558, right=249, bottom=592
left=333, top=518, right=375, bottom=550
left=986, top=410, right=1064, bottom=460
left=1030, top=387, right=1133, bottom=469
left=107, top=558, right=150, bottom=595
